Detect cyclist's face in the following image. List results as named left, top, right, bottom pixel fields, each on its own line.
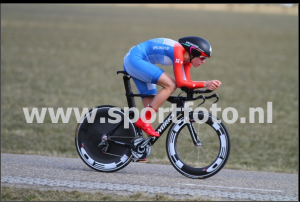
left=191, top=56, right=207, bottom=67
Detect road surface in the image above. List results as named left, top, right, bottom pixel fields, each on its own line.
left=1, top=153, right=298, bottom=201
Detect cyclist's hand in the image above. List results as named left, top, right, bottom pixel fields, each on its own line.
left=205, top=80, right=222, bottom=90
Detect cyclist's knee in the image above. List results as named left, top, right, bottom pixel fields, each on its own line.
left=157, top=73, right=177, bottom=93
left=164, top=79, right=176, bottom=94
left=169, top=81, right=177, bottom=93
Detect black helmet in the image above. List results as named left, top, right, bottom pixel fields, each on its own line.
left=178, top=36, right=212, bottom=62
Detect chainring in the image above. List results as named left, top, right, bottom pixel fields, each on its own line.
left=131, top=137, right=152, bottom=160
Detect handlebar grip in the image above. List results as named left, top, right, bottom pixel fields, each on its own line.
left=195, top=89, right=214, bottom=94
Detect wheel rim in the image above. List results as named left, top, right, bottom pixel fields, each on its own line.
left=167, top=113, right=230, bottom=178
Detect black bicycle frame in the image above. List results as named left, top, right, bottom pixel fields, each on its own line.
left=118, top=71, right=195, bottom=146
left=112, top=70, right=219, bottom=147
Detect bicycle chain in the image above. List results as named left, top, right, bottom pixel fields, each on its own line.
left=100, top=151, right=126, bottom=158
left=107, top=136, right=142, bottom=139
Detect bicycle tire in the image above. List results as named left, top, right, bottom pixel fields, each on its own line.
left=166, top=111, right=230, bottom=179
left=75, top=105, right=137, bottom=172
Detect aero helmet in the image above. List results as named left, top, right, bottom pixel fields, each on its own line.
left=178, top=36, right=212, bottom=62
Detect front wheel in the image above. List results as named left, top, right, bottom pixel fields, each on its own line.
left=166, top=111, right=230, bottom=179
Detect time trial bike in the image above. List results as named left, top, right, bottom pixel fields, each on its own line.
left=75, top=71, right=230, bottom=179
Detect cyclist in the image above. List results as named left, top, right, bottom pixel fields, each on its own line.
left=123, top=36, right=221, bottom=138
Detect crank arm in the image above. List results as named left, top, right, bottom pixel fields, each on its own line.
left=139, top=137, right=152, bottom=149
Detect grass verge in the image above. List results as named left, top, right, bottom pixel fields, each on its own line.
left=1, top=186, right=214, bottom=201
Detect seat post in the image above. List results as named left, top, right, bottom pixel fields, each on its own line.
left=123, top=75, right=136, bottom=109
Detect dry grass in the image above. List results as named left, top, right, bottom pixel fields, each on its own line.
left=1, top=186, right=213, bottom=201
left=114, top=4, right=298, bottom=15
left=1, top=4, right=298, bottom=173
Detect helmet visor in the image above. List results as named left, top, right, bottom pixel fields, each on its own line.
left=190, top=46, right=210, bottom=58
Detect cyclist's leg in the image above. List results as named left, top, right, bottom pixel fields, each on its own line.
left=150, top=72, right=176, bottom=110
left=137, top=73, right=176, bottom=137
left=142, top=97, right=153, bottom=108
left=123, top=57, right=163, bottom=137
left=140, top=72, right=176, bottom=109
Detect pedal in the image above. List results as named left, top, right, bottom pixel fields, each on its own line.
left=131, top=157, right=138, bottom=162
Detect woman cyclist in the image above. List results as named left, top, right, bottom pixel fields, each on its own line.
left=123, top=36, right=221, bottom=138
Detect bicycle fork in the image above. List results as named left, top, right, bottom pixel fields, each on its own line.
left=187, top=112, right=202, bottom=146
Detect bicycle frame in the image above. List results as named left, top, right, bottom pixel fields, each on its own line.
left=116, top=71, right=219, bottom=147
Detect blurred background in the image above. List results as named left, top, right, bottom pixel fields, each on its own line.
left=1, top=4, right=298, bottom=173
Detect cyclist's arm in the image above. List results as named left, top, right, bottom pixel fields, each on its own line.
left=183, top=63, right=192, bottom=81
left=173, top=45, right=206, bottom=89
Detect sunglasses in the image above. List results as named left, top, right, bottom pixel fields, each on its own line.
left=199, top=56, right=207, bottom=61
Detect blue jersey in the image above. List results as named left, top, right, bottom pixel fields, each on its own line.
left=123, top=38, right=205, bottom=96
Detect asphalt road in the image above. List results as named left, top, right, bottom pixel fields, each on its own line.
left=1, top=153, right=298, bottom=201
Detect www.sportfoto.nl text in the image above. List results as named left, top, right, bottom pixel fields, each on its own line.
left=23, top=102, right=273, bottom=126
